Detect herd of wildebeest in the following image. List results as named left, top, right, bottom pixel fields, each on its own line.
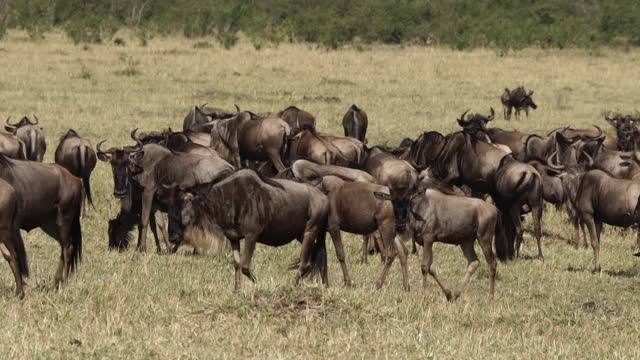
left=1, top=86, right=639, bottom=300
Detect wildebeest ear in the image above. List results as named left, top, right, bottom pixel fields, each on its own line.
left=528, top=90, right=534, bottom=96
left=132, top=151, right=145, bottom=162
left=410, top=188, right=426, bottom=199
left=619, top=161, right=631, bottom=168
left=620, top=155, right=632, bottom=161
left=373, top=192, right=392, bottom=201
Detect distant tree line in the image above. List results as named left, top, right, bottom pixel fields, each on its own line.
left=1, top=0, right=639, bottom=49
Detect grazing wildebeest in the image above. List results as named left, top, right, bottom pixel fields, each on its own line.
left=167, top=169, right=329, bottom=291
left=4, top=115, right=46, bottom=161
left=421, top=131, right=543, bottom=260
left=321, top=178, right=403, bottom=288
left=277, top=105, right=316, bottom=134
left=342, top=104, right=368, bottom=143
left=0, top=154, right=82, bottom=288
left=0, top=131, right=26, bottom=160
left=182, top=104, right=238, bottom=133
left=0, top=178, right=28, bottom=298
left=210, top=112, right=291, bottom=172
left=573, top=169, right=640, bottom=272
left=98, top=130, right=234, bottom=253
left=406, top=187, right=498, bottom=300
left=55, top=129, right=97, bottom=209
left=501, top=86, right=537, bottom=120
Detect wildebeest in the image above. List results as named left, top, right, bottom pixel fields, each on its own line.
left=407, top=187, right=498, bottom=300
left=420, top=131, right=543, bottom=260
left=182, top=104, right=238, bottom=133
left=288, top=130, right=359, bottom=168
left=322, top=179, right=405, bottom=288
left=210, top=112, right=291, bottom=172
left=0, top=178, right=28, bottom=298
left=527, top=156, right=565, bottom=206
left=167, top=169, right=329, bottom=291
left=0, top=154, right=83, bottom=288
left=604, top=112, right=639, bottom=151
left=54, top=129, right=97, bottom=209
left=342, top=104, right=368, bottom=143
left=98, top=130, right=234, bottom=253
left=573, top=169, right=640, bottom=272
left=4, top=115, right=46, bottom=161
left=501, top=86, right=537, bottom=120
left=282, top=159, right=375, bottom=183
left=277, top=105, right=316, bottom=134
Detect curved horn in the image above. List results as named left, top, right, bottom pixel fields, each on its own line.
left=5, top=116, right=18, bottom=127
left=487, top=107, right=495, bottom=121
left=457, top=109, right=471, bottom=127
left=160, top=182, right=178, bottom=190
left=126, top=128, right=144, bottom=153
left=234, top=104, right=240, bottom=112
left=31, top=114, right=39, bottom=125
left=582, top=148, right=594, bottom=167
left=604, top=111, right=616, bottom=121
left=558, top=127, right=580, bottom=142
left=546, top=151, right=565, bottom=170
left=582, top=125, right=604, bottom=141
left=96, top=140, right=118, bottom=156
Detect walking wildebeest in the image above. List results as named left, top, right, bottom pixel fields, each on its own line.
left=0, top=178, right=29, bottom=298
left=210, top=112, right=291, bottom=172
left=0, top=154, right=82, bottom=288
left=277, top=105, right=316, bottom=134
left=4, top=115, right=46, bottom=161
left=405, top=186, right=498, bottom=300
left=55, top=129, right=97, bottom=209
left=501, top=86, right=537, bottom=120
left=342, top=104, right=368, bottom=143
left=98, top=130, right=234, bottom=253
left=321, top=178, right=407, bottom=289
left=166, top=169, right=329, bottom=291
left=573, top=169, right=640, bottom=272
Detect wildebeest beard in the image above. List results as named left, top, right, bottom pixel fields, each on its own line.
left=393, top=199, right=409, bottom=231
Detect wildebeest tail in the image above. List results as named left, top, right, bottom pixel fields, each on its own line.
left=76, top=145, right=94, bottom=208
left=11, top=198, right=29, bottom=278
left=307, top=217, right=328, bottom=279
left=69, top=208, right=82, bottom=272
left=108, top=210, right=137, bottom=250
left=28, top=129, right=37, bottom=161
left=494, top=204, right=515, bottom=261
left=633, top=193, right=640, bottom=224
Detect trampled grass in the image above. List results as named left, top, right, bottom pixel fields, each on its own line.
left=0, top=31, right=639, bottom=358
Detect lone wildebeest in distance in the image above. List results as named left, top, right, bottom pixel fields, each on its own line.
left=55, top=129, right=97, bottom=212
left=4, top=115, right=46, bottom=161
left=501, top=86, right=537, bottom=120
left=167, top=169, right=329, bottom=291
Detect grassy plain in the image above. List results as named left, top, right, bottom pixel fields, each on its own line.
left=1, top=31, right=640, bottom=358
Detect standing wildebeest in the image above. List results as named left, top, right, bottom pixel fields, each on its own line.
left=182, top=104, right=238, bottom=133
left=167, top=169, right=329, bottom=291
left=420, top=130, right=543, bottom=260
left=573, top=169, right=640, bottom=272
left=342, top=104, right=368, bottom=143
left=277, top=105, right=316, bottom=134
left=324, top=179, right=408, bottom=290
left=288, top=130, right=360, bottom=168
left=0, top=178, right=29, bottom=297
left=210, top=112, right=291, bottom=172
left=0, top=154, right=82, bottom=288
left=604, top=112, right=640, bottom=151
left=4, top=115, right=46, bottom=161
left=501, top=86, right=537, bottom=120
left=55, top=129, right=97, bottom=209
left=527, top=155, right=566, bottom=206
left=404, top=187, right=498, bottom=300
left=98, top=130, right=234, bottom=253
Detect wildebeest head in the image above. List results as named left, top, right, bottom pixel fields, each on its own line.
left=167, top=190, right=200, bottom=244
left=605, top=112, right=639, bottom=151
left=456, top=108, right=495, bottom=131
left=511, top=87, right=537, bottom=109
left=97, top=129, right=144, bottom=198
left=554, top=127, right=583, bottom=166
left=4, top=115, right=39, bottom=134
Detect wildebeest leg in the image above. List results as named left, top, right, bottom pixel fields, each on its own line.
left=240, top=235, right=258, bottom=283
left=39, top=220, right=66, bottom=287
left=155, top=212, right=172, bottom=250
left=420, top=235, right=434, bottom=293
left=0, top=242, right=24, bottom=298
left=581, top=223, right=589, bottom=249
left=136, top=189, right=154, bottom=253
left=295, top=225, right=321, bottom=285
left=477, top=228, right=497, bottom=299
left=230, top=239, right=242, bottom=292
left=329, top=226, right=352, bottom=287
left=450, top=241, right=480, bottom=301
left=530, top=196, right=544, bottom=259
left=266, top=149, right=286, bottom=173
left=393, top=231, right=410, bottom=291
left=511, top=205, right=524, bottom=258
left=360, top=234, right=369, bottom=264
left=584, top=216, right=601, bottom=273
left=149, top=211, right=162, bottom=254
left=375, top=230, right=397, bottom=290
left=411, top=237, right=418, bottom=255
left=634, top=228, right=640, bottom=257
left=506, top=106, right=513, bottom=121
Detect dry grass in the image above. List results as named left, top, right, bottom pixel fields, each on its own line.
left=1, top=30, right=640, bottom=358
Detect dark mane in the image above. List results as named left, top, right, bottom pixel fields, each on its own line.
left=430, top=132, right=464, bottom=179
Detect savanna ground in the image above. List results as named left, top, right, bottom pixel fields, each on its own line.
left=1, top=30, right=640, bottom=358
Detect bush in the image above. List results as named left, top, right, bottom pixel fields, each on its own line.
left=13, top=0, right=51, bottom=39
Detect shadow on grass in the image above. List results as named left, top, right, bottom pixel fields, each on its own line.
left=566, top=266, right=639, bottom=278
